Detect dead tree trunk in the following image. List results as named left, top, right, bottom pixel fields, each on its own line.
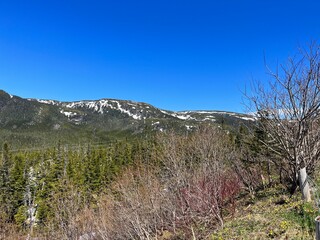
left=315, top=216, right=320, bottom=240
left=298, top=167, right=311, bottom=202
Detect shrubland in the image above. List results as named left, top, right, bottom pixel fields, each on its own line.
left=0, top=123, right=319, bottom=239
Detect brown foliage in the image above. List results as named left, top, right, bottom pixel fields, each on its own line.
left=3, top=126, right=243, bottom=239
left=87, top=126, right=242, bottom=239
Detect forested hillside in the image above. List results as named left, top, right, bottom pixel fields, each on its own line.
left=0, top=90, right=254, bottom=149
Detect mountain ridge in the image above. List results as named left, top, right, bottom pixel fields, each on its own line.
left=0, top=90, right=255, bottom=148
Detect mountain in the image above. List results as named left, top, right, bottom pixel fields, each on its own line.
left=0, top=90, right=255, bottom=148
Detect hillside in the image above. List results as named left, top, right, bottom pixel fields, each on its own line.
left=0, top=90, right=255, bottom=148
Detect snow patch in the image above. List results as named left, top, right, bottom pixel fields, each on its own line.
left=203, top=117, right=216, bottom=122
left=65, top=100, right=142, bottom=120
left=174, top=114, right=191, bottom=120
left=160, top=110, right=194, bottom=120
left=114, top=101, right=142, bottom=120
left=36, top=99, right=59, bottom=105
left=234, top=116, right=256, bottom=121
left=60, top=110, right=78, bottom=118
left=185, top=125, right=194, bottom=130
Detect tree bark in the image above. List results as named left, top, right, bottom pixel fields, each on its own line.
left=315, top=216, right=320, bottom=240
left=298, top=167, right=311, bottom=202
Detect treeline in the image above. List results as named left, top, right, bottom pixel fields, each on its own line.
left=0, top=125, right=277, bottom=239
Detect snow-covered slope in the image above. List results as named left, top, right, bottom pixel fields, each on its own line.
left=0, top=90, right=256, bottom=147
left=31, top=97, right=255, bottom=124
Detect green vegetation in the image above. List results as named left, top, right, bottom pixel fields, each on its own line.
left=0, top=89, right=253, bottom=149
left=0, top=139, right=148, bottom=237
left=1, top=123, right=320, bottom=239
left=211, top=185, right=318, bottom=239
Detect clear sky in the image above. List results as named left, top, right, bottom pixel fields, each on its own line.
left=1, top=1, right=319, bottom=112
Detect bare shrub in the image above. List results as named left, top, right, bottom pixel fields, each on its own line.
left=156, top=125, right=242, bottom=237
left=92, top=165, right=174, bottom=239
left=0, top=221, right=24, bottom=240
left=45, top=183, right=94, bottom=240
left=43, top=126, right=242, bottom=239
left=176, top=169, right=241, bottom=230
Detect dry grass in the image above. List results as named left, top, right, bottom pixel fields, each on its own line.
left=211, top=185, right=317, bottom=240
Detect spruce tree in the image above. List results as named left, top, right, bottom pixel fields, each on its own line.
left=0, top=143, right=12, bottom=221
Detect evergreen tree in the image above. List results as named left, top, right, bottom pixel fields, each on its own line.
left=10, top=155, right=27, bottom=225
left=0, top=143, right=13, bottom=221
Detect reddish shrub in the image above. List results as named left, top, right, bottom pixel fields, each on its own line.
left=176, top=170, right=241, bottom=229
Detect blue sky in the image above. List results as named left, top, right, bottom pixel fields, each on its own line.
left=1, top=1, right=319, bottom=112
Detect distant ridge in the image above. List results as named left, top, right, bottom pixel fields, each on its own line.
left=0, top=90, right=254, bottom=148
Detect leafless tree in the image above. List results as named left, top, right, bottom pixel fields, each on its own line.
left=246, top=42, right=320, bottom=197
